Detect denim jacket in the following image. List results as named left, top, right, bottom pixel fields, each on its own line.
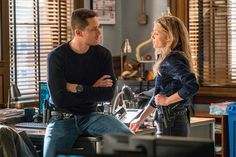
left=149, top=51, right=199, bottom=110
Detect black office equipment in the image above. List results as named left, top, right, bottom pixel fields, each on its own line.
left=102, top=134, right=214, bottom=157
left=119, top=108, right=143, bottom=126
left=129, top=135, right=215, bottom=157
left=113, top=107, right=143, bottom=126
left=122, top=85, right=135, bottom=101
left=102, top=134, right=131, bottom=154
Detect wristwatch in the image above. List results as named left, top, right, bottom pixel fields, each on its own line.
left=76, top=84, right=84, bottom=94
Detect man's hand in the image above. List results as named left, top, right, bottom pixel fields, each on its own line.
left=93, top=75, right=113, bottom=87
left=66, top=82, right=77, bottom=93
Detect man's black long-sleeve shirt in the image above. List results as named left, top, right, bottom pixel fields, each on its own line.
left=47, top=42, right=116, bottom=115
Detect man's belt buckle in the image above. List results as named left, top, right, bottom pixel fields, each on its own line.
left=51, top=111, right=73, bottom=119
left=62, top=113, right=73, bottom=119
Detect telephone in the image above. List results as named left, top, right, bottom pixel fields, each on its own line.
left=114, top=107, right=143, bottom=126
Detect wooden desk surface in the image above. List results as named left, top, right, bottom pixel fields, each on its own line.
left=190, top=117, right=215, bottom=127
left=9, top=117, right=214, bottom=138
left=135, top=127, right=156, bottom=135
left=7, top=124, right=45, bottom=138
left=190, top=117, right=215, bottom=140
left=15, top=127, right=45, bottom=138
left=11, top=124, right=155, bottom=138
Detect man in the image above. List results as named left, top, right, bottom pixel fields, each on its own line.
left=44, top=8, right=133, bottom=157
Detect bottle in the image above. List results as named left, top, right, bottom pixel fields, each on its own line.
left=43, top=100, right=50, bottom=123
left=103, top=102, right=111, bottom=115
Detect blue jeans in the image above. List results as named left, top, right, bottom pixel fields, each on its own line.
left=43, top=112, right=133, bottom=157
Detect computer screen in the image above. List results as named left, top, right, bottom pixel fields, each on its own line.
left=39, top=82, right=50, bottom=114
left=55, top=150, right=138, bottom=157
left=56, top=153, right=87, bottom=157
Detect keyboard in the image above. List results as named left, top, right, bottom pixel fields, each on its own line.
left=15, top=122, right=47, bottom=129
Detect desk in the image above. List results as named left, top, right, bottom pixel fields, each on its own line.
left=135, top=117, right=215, bottom=139
left=14, top=126, right=155, bottom=138
left=135, top=127, right=155, bottom=135
left=134, top=117, right=215, bottom=139
left=10, top=117, right=214, bottom=157
left=12, top=125, right=155, bottom=157
left=14, top=127, right=102, bottom=156
left=12, top=117, right=214, bottom=140
left=190, top=117, right=215, bottom=140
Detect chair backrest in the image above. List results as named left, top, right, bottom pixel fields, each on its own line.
left=18, top=131, right=39, bottom=157
left=0, top=125, right=38, bottom=157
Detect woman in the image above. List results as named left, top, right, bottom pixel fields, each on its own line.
left=130, top=15, right=199, bottom=136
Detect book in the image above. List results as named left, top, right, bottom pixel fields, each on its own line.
left=209, top=101, right=235, bottom=115
left=0, top=108, right=24, bottom=119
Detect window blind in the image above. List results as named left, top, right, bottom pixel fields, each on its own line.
left=9, top=0, right=73, bottom=101
left=189, top=0, right=236, bottom=86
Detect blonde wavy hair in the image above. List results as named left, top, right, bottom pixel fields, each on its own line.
left=153, top=16, right=195, bottom=76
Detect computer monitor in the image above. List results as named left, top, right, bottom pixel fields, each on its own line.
left=39, top=82, right=50, bottom=114
left=102, top=134, right=131, bottom=154
left=55, top=149, right=142, bottom=157
left=129, top=135, right=215, bottom=157
left=102, top=134, right=214, bottom=157
left=102, top=134, right=145, bottom=157
left=55, top=151, right=111, bottom=157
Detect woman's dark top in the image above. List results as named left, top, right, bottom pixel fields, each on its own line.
left=149, top=51, right=199, bottom=110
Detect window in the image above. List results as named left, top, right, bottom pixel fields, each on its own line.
left=9, top=0, right=74, bottom=101
left=0, top=1, right=2, bottom=61
left=189, top=0, right=236, bottom=86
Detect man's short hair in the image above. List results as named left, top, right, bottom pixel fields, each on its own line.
left=71, top=8, right=97, bottom=31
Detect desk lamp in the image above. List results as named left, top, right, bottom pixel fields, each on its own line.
left=7, top=84, right=21, bottom=108
left=120, top=38, right=132, bottom=78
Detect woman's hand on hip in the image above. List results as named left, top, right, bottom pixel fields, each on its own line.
left=155, top=94, right=169, bottom=106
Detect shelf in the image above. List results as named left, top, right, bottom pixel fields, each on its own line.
left=194, top=113, right=229, bottom=157
left=195, top=112, right=223, bottom=118
left=215, top=131, right=222, bottom=135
